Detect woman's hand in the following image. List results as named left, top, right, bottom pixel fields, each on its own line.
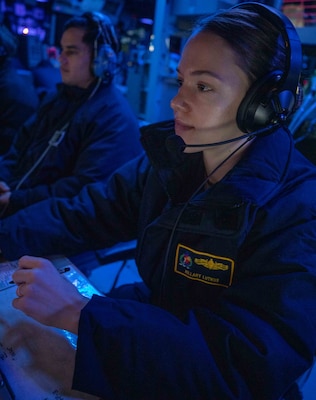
left=12, top=255, right=89, bottom=334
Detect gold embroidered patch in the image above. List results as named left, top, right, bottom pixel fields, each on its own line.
left=174, top=244, right=234, bottom=287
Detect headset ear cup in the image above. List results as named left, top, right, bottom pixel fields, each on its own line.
left=236, top=70, right=283, bottom=133
left=83, top=11, right=119, bottom=83
left=93, top=43, right=117, bottom=83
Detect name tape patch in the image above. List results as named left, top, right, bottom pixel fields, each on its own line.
left=174, top=244, right=234, bottom=287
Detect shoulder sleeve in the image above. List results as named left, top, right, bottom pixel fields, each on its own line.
left=0, top=154, right=149, bottom=260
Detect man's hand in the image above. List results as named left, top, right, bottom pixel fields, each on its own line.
left=0, top=191, right=11, bottom=205
left=12, top=255, right=89, bottom=334
left=0, top=182, right=11, bottom=206
left=0, top=181, right=10, bottom=194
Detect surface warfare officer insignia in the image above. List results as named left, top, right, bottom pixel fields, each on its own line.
left=174, top=244, right=234, bottom=287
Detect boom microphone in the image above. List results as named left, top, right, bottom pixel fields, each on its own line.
left=165, top=124, right=277, bottom=155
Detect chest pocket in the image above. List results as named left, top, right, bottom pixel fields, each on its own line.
left=137, top=199, right=256, bottom=315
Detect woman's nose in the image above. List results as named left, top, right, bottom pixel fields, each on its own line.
left=170, top=91, right=190, bottom=112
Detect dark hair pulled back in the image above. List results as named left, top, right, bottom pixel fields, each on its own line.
left=193, top=8, right=286, bottom=85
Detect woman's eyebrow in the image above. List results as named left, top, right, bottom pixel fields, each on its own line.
left=176, top=67, right=222, bottom=80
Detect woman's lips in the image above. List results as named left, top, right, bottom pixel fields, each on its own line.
left=174, top=120, right=193, bottom=133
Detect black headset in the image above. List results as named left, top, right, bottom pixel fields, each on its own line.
left=234, top=2, right=302, bottom=133
left=82, top=11, right=119, bottom=84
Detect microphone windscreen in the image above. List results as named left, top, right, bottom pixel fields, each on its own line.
left=165, top=135, right=186, bottom=155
